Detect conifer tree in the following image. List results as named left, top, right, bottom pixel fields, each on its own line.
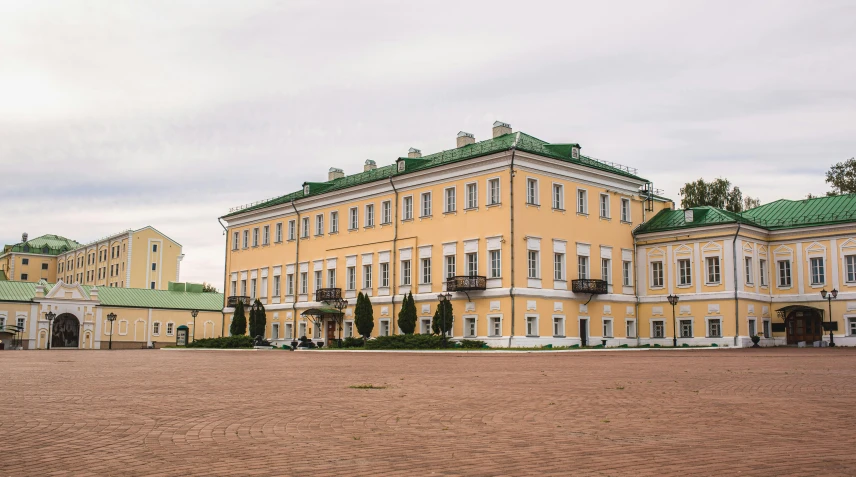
left=398, top=292, right=417, bottom=334
left=432, top=299, right=454, bottom=337
left=249, top=299, right=266, bottom=338
left=230, top=300, right=247, bottom=336
left=354, top=292, right=375, bottom=340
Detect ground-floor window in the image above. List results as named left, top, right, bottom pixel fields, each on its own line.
left=489, top=316, right=502, bottom=337
left=166, top=322, right=174, bottom=335
left=152, top=322, right=160, bottom=336
left=526, top=316, right=538, bottom=336
left=313, top=325, right=321, bottom=339
left=285, top=323, right=293, bottom=339
left=420, top=319, right=431, bottom=334
left=602, top=319, right=613, bottom=338
left=748, top=319, right=757, bottom=337
left=652, top=320, right=665, bottom=338
left=299, top=322, right=307, bottom=339
left=464, top=317, right=476, bottom=337
left=380, top=320, right=390, bottom=337
left=708, top=318, right=722, bottom=338
left=680, top=319, right=693, bottom=338
left=849, top=318, right=856, bottom=336
left=271, top=323, right=279, bottom=340
left=763, top=319, right=771, bottom=338
left=626, top=319, right=636, bottom=338
left=553, top=316, right=565, bottom=337
left=344, top=321, right=353, bottom=338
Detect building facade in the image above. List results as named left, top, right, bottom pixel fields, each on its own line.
left=1, top=226, right=184, bottom=290
left=220, top=122, right=673, bottom=347
left=0, top=280, right=224, bottom=350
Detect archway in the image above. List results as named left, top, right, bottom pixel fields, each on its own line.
left=52, top=313, right=80, bottom=348
left=779, top=306, right=824, bottom=345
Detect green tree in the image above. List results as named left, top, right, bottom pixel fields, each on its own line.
left=202, top=282, right=218, bottom=293
left=397, top=292, right=417, bottom=334
left=432, top=299, right=454, bottom=336
left=229, top=300, right=247, bottom=336
left=248, top=299, right=266, bottom=338
left=354, top=292, right=374, bottom=339
left=743, top=196, right=761, bottom=211
left=679, top=178, right=744, bottom=212
left=825, top=157, right=856, bottom=196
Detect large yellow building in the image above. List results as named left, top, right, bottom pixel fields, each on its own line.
left=220, top=121, right=674, bottom=346
left=1, top=227, right=184, bottom=290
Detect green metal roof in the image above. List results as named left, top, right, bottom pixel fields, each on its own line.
left=224, top=132, right=649, bottom=218
left=0, top=281, right=224, bottom=311
left=635, top=194, right=856, bottom=235
left=2, top=234, right=82, bottom=256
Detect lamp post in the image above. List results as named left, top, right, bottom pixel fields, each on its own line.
left=190, top=310, right=199, bottom=343
left=45, top=311, right=56, bottom=350
left=820, top=288, right=838, bottom=347
left=107, top=312, right=117, bottom=350
left=437, top=293, right=452, bottom=348
left=667, top=294, right=679, bottom=348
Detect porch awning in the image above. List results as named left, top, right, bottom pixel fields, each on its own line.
left=300, top=307, right=344, bottom=317
left=776, top=305, right=824, bottom=319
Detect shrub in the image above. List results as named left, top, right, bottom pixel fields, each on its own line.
left=354, top=292, right=375, bottom=339
left=432, top=299, right=454, bottom=336
left=458, top=339, right=487, bottom=349
left=186, top=335, right=254, bottom=349
left=342, top=337, right=365, bottom=348
left=397, top=292, right=417, bottom=334
left=229, top=300, right=247, bottom=336
left=365, top=334, right=448, bottom=350
left=248, top=299, right=266, bottom=338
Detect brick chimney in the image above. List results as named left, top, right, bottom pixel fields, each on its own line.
left=407, top=148, right=422, bottom=158
left=457, top=131, right=475, bottom=148
left=364, top=160, right=377, bottom=172
left=328, top=167, right=344, bottom=181
left=492, top=121, right=512, bottom=138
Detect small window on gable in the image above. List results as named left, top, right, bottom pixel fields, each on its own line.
left=153, top=244, right=158, bottom=252
left=397, top=161, right=405, bottom=172
left=303, top=184, right=310, bottom=195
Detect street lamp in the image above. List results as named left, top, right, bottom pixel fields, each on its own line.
left=45, top=311, right=56, bottom=350
left=190, top=310, right=199, bottom=343
left=667, top=294, right=679, bottom=348
left=820, top=288, right=838, bottom=347
left=437, top=293, right=452, bottom=348
left=333, top=298, right=348, bottom=347
left=107, top=312, right=117, bottom=350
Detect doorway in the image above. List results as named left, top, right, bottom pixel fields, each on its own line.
left=51, top=313, right=80, bottom=348
left=580, top=319, right=588, bottom=347
left=326, top=320, right=337, bottom=344
left=787, top=310, right=822, bottom=345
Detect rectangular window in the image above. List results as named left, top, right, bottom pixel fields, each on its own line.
left=271, top=323, right=279, bottom=340
left=315, top=214, right=324, bottom=235
left=232, top=231, right=239, bottom=250
left=528, top=250, right=539, bottom=278
left=553, top=317, right=564, bottom=337
left=167, top=323, right=174, bottom=335
left=466, top=253, right=478, bottom=276
left=554, top=253, right=565, bottom=280
left=153, top=244, right=158, bottom=252
left=601, top=258, right=611, bottom=284
left=599, top=194, right=610, bottom=218
left=465, top=317, right=477, bottom=337
left=578, top=256, right=589, bottom=279
left=150, top=281, right=156, bottom=289
left=263, top=225, right=270, bottom=245
left=577, top=189, right=588, bottom=214
left=403, top=196, right=413, bottom=220
left=706, top=257, right=721, bottom=284
left=349, top=207, right=358, bottom=230
left=810, top=257, right=825, bottom=285
left=380, top=262, right=389, bottom=287
left=745, top=257, right=753, bottom=284
left=300, top=272, right=308, bottom=295
left=299, top=322, right=306, bottom=338
left=749, top=319, right=757, bottom=338
left=487, top=179, right=500, bottom=205
left=286, top=274, right=294, bottom=295
left=273, top=275, right=281, bottom=296
left=846, top=255, right=856, bottom=283
left=401, top=260, right=411, bottom=285
left=330, top=211, right=339, bottom=233
left=620, top=198, right=631, bottom=222
left=678, top=259, right=692, bottom=286
left=252, top=228, right=259, bottom=247
left=288, top=220, right=296, bottom=240
left=380, top=320, right=389, bottom=337
left=251, top=278, right=257, bottom=299
left=651, top=261, right=664, bottom=288
left=552, top=184, right=563, bottom=209
left=285, top=323, right=293, bottom=339
left=679, top=319, right=693, bottom=338
left=327, top=269, right=336, bottom=288
left=759, top=258, right=768, bottom=286
left=653, top=321, right=665, bottom=338
left=490, top=316, right=501, bottom=337
left=623, top=260, right=632, bottom=287
left=490, top=250, right=501, bottom=278
left=708, top=319, right=722, bottom=337
left=363, top=265, right=372, bottom=289
left=849, top=318, right=856, bottom=336
left=381, top=201, right=391, bottom=224
left=526, top=179, right=538, bottom=205
left=344, top=322, right=352, bottom=338
left=151, top=263, right=157, bottom=271
left=444, top=187, right=456, bottom=213
left=243, top=230, right=249, bottom=248
left=301, top=217, right=310, bottom=238
left=421, top=258, right=431, bottom=284
left=347, top=267, right=356, bottom=290
left=365, top=204, right=374, bottom=227
left=778, top=260, right=791, bottom=287
left=314, top=271, right=322, bottom=291
left=626, top=320, right=636, bottom=338
left=275, top=223, right=282, bottom=243
left=466, top=183, right=478, bottom=209
left=445, top=255, right=456, bottom=278
left=603, top=319, right=613, bottom=338
left=526, top=316, right=538, bottom=336
left=421, top=192, right=432, bottom=217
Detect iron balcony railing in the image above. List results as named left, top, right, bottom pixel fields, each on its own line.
left=572, top=279, right=608, bottom=294
left=446, top=275, right=487, bottom=292
left=227, top=296, right=251, bottom=307
left=315, top=288, right=342, bottom=302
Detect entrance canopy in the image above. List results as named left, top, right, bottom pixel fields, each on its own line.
left=300, top=307, right=344, bottom=317
left=776, top=305, right=824, bottom=320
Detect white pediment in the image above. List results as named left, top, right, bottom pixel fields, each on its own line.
left=840, top=238, right=856, bottom=251
left=805, top=242, right=826, bottom=254
left=647, top=247, right=665, bottom=258
left=742, top=243, right=754, bottom=254
left=773, top=245, right=793, bottom=257
left=674, top=244, right=692, bottom=255
left=44, top=280, right=92, bottom=301
left=701, top=242, right=722, bottom=254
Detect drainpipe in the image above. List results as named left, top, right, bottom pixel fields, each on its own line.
left=389, top=176, right=399, bottom=334
left=508, top=132, right=520, bottom=348
left=292, top=200, right=301, bottom=341
left=633, top=233, right=641, bottom=347
left=218, top=217, right=228, bottom=337
left=732, top=223, right=742, bottom=347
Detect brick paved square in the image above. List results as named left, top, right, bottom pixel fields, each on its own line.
left=1, top=348, right=855, bottom=476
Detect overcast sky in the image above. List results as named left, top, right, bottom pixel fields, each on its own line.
left=2, top=0, right=854, bottom=289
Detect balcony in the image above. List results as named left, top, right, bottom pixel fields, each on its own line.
left=227, top=296, right=251, bottom=307
left=446, top=275, right=487, bottom=292
left=315, top=288, right=342, bottom=302
left=572, top=279, right=608, bottom=294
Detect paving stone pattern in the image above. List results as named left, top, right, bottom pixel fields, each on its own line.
left=2, top=348, right=855, bottom=476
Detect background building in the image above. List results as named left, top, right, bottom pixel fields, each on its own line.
left=1, top=227, right=184, bottom=290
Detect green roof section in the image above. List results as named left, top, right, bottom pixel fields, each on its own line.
left=2, top=234, right=82, bottom=256
left=224, top=131, right=649, bottom=218
left=0, top=281, right=224, bottom=311
left=635, top=193, right=856, bottom=235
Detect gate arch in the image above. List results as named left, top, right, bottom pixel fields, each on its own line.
left=52, top=313, right=80, bottom=348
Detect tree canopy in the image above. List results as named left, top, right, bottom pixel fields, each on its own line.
left=201, top=282, right=218, bottom=293
left=354, top=292, right=374, bottom=339
left=432, top=299, right=454, bottom=336
left=825, top=157, right=856, bottom=196
left=397, top=292, right=417, bottom=334
left=229, top=300, right=247, bottom=336
left=248, top=299, right=266, bottom=338
left=679, top=178, right=745, bottom=212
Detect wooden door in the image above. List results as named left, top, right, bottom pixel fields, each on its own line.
left=326, top=320, right=336, bottom=342
left=788, top=314, right=822, bottom=344
left=580, top=319, right=588, bottom=347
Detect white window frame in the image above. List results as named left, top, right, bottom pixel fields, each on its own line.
left=651, top=261, right=664, bottom=288
left=300, top=272, right=308, bottom=295
left=620, top=198, right=631, bottom=222
left=601, top=258, right=611, bottom=284
left=678, top=258, right=692, bottom=286
left=465, top=252, right=478, bottom=276
left=651, top=320, right=665, bottom=339
left=527, top=250, right=539, bottom=279
left=327, top=268, right=336, bottom=288
left=288, top=220, right=296, bottom=240
left=489, top=250, right=501, bottom=278
left=845, top=255, right=856, bottom=283
left=810, top=257, right=825, bottom=286
left=273, top=275, right=281, bottom=296
left=488, top=315, right=502, bottom=337
left=706, top=317, right=722, bottom=338
left=365, top=204, right=375, bottom=227
left=706, top=256, right=721, bottom=285
left=315, top=214, right=324, bottom=236
left=466, top=182, right=478, bottom=209
left=348, top=207, right=358, bottom=230
left=380, top=262, right=389, bottom=288
left=759, top=258, right=768, bottom=286
left=744, top=257, right=753, bottom=284
left=525, top=315, right=539, bottom=337
left=552, top=315, right=565, bottom=337
left=243, top=230, right=249, bottom=249
left=526, top=178, right=539, bottom=205
left=402, top=196, right=413, bottom=220
left=578, top=256, right=589, bottom=280
left=381, top=200, right=392, bottom=224
left=464, top=316, right=477, bottom=338
left=679, top=319, right=693, bottom=338
left=602, top=318, right=613, bottom=338
left=625, top=319, right=636, bottom=338
left=347, top=267, right=356, bottom=291
left=554, top=253, right=565, bottom=281
left=301, top=217, right=309, bottom=239
left=445, top=255, right=456, bottom=279
left=401, top=260, right=411, bottom=285
left=275, top=223, right=283, bottom=243
left=252, top=227, right=259, bottom=247
left=487, top=178, right=500, bottom=206
left=421, top=192, right=432, bottom=217
left=263, top=225, right=270, bottom=245
left=444, top=187, right=456, bottom=213
left=330, top=211, right=339, bottom=233
left=577, top=188, right=588, bottom=214
left=421, top=258, right=431, bottom=284
left=599, top=193, right=610, bottom=219
left=623, top=260, right=632, bottom=287
left=552, top=183, right=564, bottom=210
left=363, top=264, right=372, bottom=289
left=777, top=259, right=792, bottom=288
